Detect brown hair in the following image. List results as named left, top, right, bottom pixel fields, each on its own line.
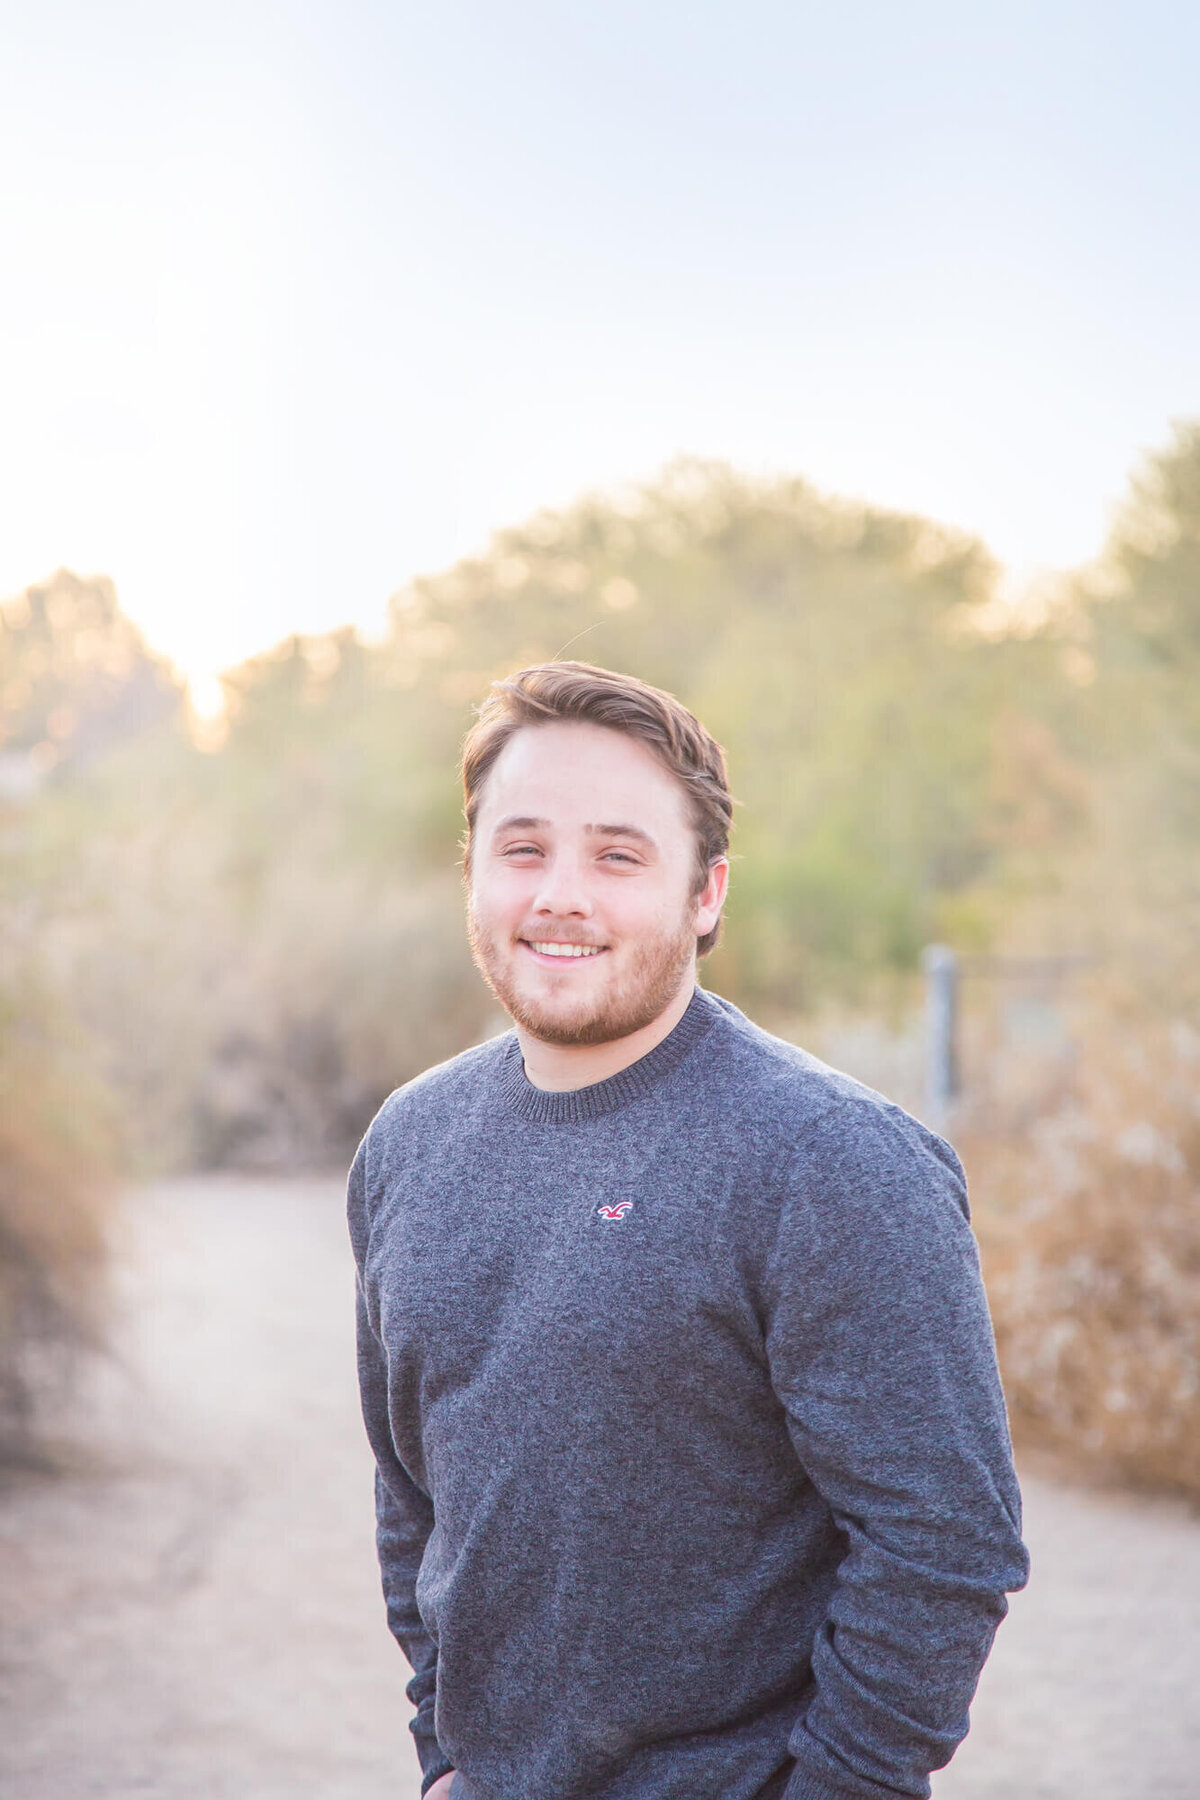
left=461, top=661, right=732, bottom=955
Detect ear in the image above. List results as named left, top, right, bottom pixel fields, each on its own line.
left=693, top=857, right=729, bottom=939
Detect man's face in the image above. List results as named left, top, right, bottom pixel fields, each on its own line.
left=467, top=721, right=725, bottom=1047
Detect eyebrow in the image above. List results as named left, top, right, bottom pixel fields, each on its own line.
left=491, top=814, right=660, bottom=850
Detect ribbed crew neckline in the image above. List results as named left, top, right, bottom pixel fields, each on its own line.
left=499, top=984, right=721, bottom=1124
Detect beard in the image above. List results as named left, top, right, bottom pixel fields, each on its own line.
left=466, top=904, right=699, bottom=1048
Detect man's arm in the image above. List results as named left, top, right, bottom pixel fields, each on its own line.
left=348, top=1136, right=455, bottom=1799
left=766, top=1098, right=1031, bottom=1800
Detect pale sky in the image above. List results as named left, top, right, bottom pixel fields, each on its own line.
left=2, top=1, right=1197, bottom=709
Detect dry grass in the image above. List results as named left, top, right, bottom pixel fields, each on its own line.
left=964, top=1008, right=1200, bottom=1499
left=0, top=1035, right=116, bottom=1464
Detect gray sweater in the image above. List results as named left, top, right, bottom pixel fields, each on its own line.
left=347, top=985, right=1029, bottom=1800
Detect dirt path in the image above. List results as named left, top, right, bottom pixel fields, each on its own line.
left=1, top=1176, right=1197, bottom=1799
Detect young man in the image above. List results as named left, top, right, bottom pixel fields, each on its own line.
left=347, top=662, right=1029, bottom=1800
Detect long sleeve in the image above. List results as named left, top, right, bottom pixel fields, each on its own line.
left=348, top=1137, right=454, bottom=1795
left=765, top=1100, right=1030, bottom=1800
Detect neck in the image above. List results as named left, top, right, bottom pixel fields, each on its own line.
left=517, top=972, right=698, bottom=1092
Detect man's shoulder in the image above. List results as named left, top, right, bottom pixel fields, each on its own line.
left=700, top=988, right=893, bottom=1121
left=699, top=989, right=960, bottom=1180
left=365, top=1028, right=515, bottom=1144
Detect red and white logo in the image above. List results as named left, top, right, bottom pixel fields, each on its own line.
left=596, top=1201, right=633, bottom=1221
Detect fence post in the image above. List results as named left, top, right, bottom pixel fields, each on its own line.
left=922, top=943, right=959, bottom=1128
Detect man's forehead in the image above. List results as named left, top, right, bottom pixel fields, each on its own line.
left=478, top=722, right=689, bottom=827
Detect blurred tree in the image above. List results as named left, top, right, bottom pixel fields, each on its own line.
left=382, top=461, right=1083, bottom=1010
left=0, top=570, right=182, bottom=796
left=1021, top=424, right=1200, bottom=1005
left=5, top=437, right=1200, bottom=1487
left=1, top=441, right=1191, bottom=1175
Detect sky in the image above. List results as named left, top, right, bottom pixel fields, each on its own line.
left=2, top=0, right=1198, bottom=710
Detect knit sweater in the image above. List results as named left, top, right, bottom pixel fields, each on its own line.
left=347, top=985, right=1029, bottom=1800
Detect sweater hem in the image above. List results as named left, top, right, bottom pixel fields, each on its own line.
left=783, top=1774, right=884, bottom=1800
left=782, top=1756, right=921, bottom=1800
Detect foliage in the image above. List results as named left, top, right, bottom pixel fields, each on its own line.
left=0, top=569, right=180, bottom=789
left=0, top=964, right=117, bottom=1460
left=2, top=430, right=1199, bottom=1485
left=0, top=574, right=178, bottom=1458
left=968, top=1003, right=1200, bottom=1498
left=385, top=460, right=1080, bottom=1007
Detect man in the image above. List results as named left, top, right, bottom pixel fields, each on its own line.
left=347, top=661, right=1029, bottom=1800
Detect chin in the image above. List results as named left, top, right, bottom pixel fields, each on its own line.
left=516, top=1000, right=644, bottom=1048
left=500, top=979, right=622, bottom=1047
left=498, top=959, right=693, bottom=1049
left=468, top=908, right=698, bottom=1051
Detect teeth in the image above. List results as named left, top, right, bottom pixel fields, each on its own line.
left=530, top=942, right=602, bottom=958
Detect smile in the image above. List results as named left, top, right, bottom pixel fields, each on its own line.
left=522, top=941, right=606, bottom=959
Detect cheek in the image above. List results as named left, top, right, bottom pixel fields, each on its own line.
left=471, top=869, right=529, bottom=929
left=468, top=875, right=502, bottom=927
left=608, top=881, right=691, bottom=935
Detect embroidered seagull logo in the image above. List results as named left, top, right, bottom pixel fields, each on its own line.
left=597, top=1201, right=634, bottom=1220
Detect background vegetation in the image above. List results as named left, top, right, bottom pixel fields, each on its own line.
left=2, top=427, right=1198, bottom=1490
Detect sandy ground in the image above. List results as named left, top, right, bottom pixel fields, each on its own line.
left=1, top=1176, right=1197, bottom=1800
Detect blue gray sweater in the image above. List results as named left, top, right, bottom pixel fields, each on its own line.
left=347, top=986, right=1029, bottom=1800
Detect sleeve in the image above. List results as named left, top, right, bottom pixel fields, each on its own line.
left=764, top=1100, right=1031, bottom=1800
left=348, top=1132, right=455, bottom=1797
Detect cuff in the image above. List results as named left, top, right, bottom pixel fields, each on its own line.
left=420, top=1759, right=454, bottom=1796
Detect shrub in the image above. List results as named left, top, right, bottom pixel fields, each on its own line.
left=0, top=1001, right=116, bottom=1463
left=966, top=1011, right=1200, bottom=1498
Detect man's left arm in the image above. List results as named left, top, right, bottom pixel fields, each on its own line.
left=765, top=1098, right=1031, bottom=1800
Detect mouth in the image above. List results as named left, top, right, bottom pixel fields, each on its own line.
left=519, top=938, right=609, bottom=968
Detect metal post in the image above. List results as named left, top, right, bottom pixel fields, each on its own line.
left=922, top=944, right=959, bottom=1128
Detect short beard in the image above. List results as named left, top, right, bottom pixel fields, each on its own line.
left=466, top=906, right=698, bottom=1048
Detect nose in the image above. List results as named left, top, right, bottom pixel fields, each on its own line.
left=530, top=849, right=594, bottom=920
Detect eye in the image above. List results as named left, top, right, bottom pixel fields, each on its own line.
left=601, top=850, right=639, bottom=864
left=501, top=843, right=541, bottom=858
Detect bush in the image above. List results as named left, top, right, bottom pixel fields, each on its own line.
left=0, top=997, right=116, bottom=1463
left=966, top=1010, right=1200, bottom=1498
